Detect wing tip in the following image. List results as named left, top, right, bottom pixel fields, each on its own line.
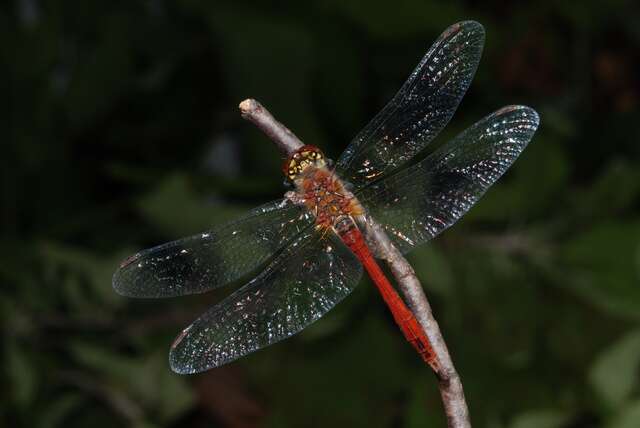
left=454, top=20, right=485, bottom=40
left=496, top=105, right=541, bottom=129
left=169, top=326, right=200, bottom=375
left=459, top=20, right=485, bottom=32
left=169, top=362, right=195, bottom=375
left=111, top=266, right=128, bottom=296
left=169, top=356, right=195, bottom=375
left=111, top=256, right=155, bottom=299
left=439, top=20, right=485, bottom=43
left=111, top=252, right=140, bottom=296
left=440, top=20, right=485, bottom=42
left=169, top=348, right=191, bottom=375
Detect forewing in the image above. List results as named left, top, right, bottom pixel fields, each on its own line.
left=169, top=230, right=362, bottom=373
left=357, top=106, right=540, bottom=253
left=113, top=199, right=314, bottom=298
left=336, top=21, right=485, bottom=189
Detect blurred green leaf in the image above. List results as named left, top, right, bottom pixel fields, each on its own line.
left=538, top=107, right=577, bottom=137
left=561, top=221, right=640, bottom=319
left=38, top=393, right=85, bottom=428
left=409, top=244, right=454, bottom=297
left=406, top=382, right=444, bottom=428
left=589, top=329, right=640, bottom=409
left=132, top=423, right=159, bottom=428
left=606, top=399, right=640, bottom=428
left=508, top=409, right=570, bottom=428
left=39, top=242, right=125, bottom=310
left=137, top=173, right=244, bottom=236
left=0, top=295, right=34, bottom=338
left=5, top=341, right=37, bottom=408
left=575, top=160, right=640, bottom=221
left=70, top=342, right=194, bottom=424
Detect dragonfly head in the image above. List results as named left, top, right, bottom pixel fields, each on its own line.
left=283, top=145, right=326, bottom=181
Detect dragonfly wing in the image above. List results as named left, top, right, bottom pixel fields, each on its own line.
left=357, top=106, right=540, bottom=253
left=169, top=230, right=362, bottom=373
left=336, top=21, right=485, bottom=189
left=113, top=199, right=314, bottom=298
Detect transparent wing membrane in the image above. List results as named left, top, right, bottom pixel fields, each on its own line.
left=336, top=21, right=485, bottom=189
left=169, top=230, right=363, bottom=373
left=113, top=199, right=314, bottom=298
left=357, top=106, right=540, bottom=253
left=112, top=20, right=541, bottom=374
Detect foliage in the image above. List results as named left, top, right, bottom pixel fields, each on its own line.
left=2, top=0, right=639, bottom=427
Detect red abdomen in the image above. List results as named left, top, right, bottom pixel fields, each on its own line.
left=339, top=225, right=439, bottom=371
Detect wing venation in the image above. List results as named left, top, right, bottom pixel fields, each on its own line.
left=113, top=199, right=314, bottom=298
left=357, top=106, right=540, bottom=253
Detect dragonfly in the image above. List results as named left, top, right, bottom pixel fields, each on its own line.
left=113, top=21, right=539, bottom=374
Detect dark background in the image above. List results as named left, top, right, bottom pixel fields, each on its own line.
left=3, top=1, right=640, bottom=427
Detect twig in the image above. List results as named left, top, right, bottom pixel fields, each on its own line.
left=239, top=99, right=304, bottom=154
left=239, top=98, right=471, bottom=428
left=363, top=220, right=469, bottom=427
left=59, top=370, right=144, bottom=423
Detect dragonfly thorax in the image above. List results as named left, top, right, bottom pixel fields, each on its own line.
left=293, top=167, right=363, bottom=231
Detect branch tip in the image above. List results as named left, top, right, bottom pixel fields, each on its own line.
left=238, top=98, right=303, bottom=155
left=239, top=98, right=260, bottom=117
